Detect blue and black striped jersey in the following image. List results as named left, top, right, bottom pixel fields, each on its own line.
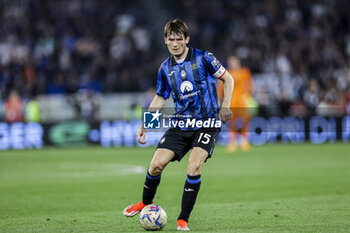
left=156, top=47, right=226, bottom=122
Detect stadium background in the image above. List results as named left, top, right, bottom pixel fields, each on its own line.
left=0, top=0, right=349, bottom=148
left=0, top=0, right=350, bottom=232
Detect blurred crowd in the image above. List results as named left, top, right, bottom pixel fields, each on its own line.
left=0, top=0, right=349, bottom=120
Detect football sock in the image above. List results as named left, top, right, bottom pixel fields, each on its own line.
left=142, top=171, right=161, bottom=205
left=178, top=174, right=201, bottom=222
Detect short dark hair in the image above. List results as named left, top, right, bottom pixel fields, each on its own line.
left=164, top=18, right=189, bottom=38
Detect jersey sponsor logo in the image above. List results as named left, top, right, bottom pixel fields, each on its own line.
left=180, top=81, right=193, bottom=93
left=178, top=90, right=200, bottom=100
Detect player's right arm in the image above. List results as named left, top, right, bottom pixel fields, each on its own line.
left=137, top=66, right=171, bottom=144
left=137, top=95, right=167, bottom=144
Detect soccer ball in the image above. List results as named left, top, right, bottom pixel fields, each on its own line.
left=139, top=204, right=167, bottom=231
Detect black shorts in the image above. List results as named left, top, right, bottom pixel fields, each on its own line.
left=156, top=127, right=220, bottom=162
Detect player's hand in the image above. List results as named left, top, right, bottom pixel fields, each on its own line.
left=219, top=107, right=232, bottom=123
left=136, top=125, right=147, bottom=144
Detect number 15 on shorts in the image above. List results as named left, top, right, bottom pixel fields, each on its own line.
left=198, top=133, right=211, bottom=144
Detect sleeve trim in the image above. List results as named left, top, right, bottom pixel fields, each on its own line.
left=218, top=69, right=226, bottom=79
left=213, top=66, right=226, bottom=79
left=156, top=92, right=168, bottom=99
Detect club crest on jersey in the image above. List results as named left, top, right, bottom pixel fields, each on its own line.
left=180, top=81, right=193, bottom=93
left=180, top=69, right=187, bottom=79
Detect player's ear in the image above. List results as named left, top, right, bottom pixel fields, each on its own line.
left=164, top=37, right=168, bottom=44
left=185, top=36, right=190, bottom=44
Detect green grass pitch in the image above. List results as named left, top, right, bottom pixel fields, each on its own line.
left=1, top=144, right=350, bottom=232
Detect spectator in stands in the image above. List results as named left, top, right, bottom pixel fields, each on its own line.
left=0, top=0, right=349, bottom=117
left=5, top=90, right=23, bottom=123
left=25, top=93, right=41, bottom=122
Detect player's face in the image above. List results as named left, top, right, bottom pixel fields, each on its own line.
left=165, top=32, right=189, bottom=58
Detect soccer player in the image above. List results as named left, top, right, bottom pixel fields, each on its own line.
left=123, top=19, right=234, bottom=231
left=217, top=56, right=253, bottom=152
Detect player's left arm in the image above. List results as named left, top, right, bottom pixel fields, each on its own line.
left=203, top=51, right=234, bottom=122
left=218, top=71, right=234, bottom=122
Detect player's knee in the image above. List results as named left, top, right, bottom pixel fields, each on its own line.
left=148, top=162, right=165, bottom=176
left=187, top=161, right=203, bottom=176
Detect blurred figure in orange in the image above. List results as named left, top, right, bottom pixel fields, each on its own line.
left=5, top=90, right=24, bottom=123
left=218, top=56, right=253, bottom=152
